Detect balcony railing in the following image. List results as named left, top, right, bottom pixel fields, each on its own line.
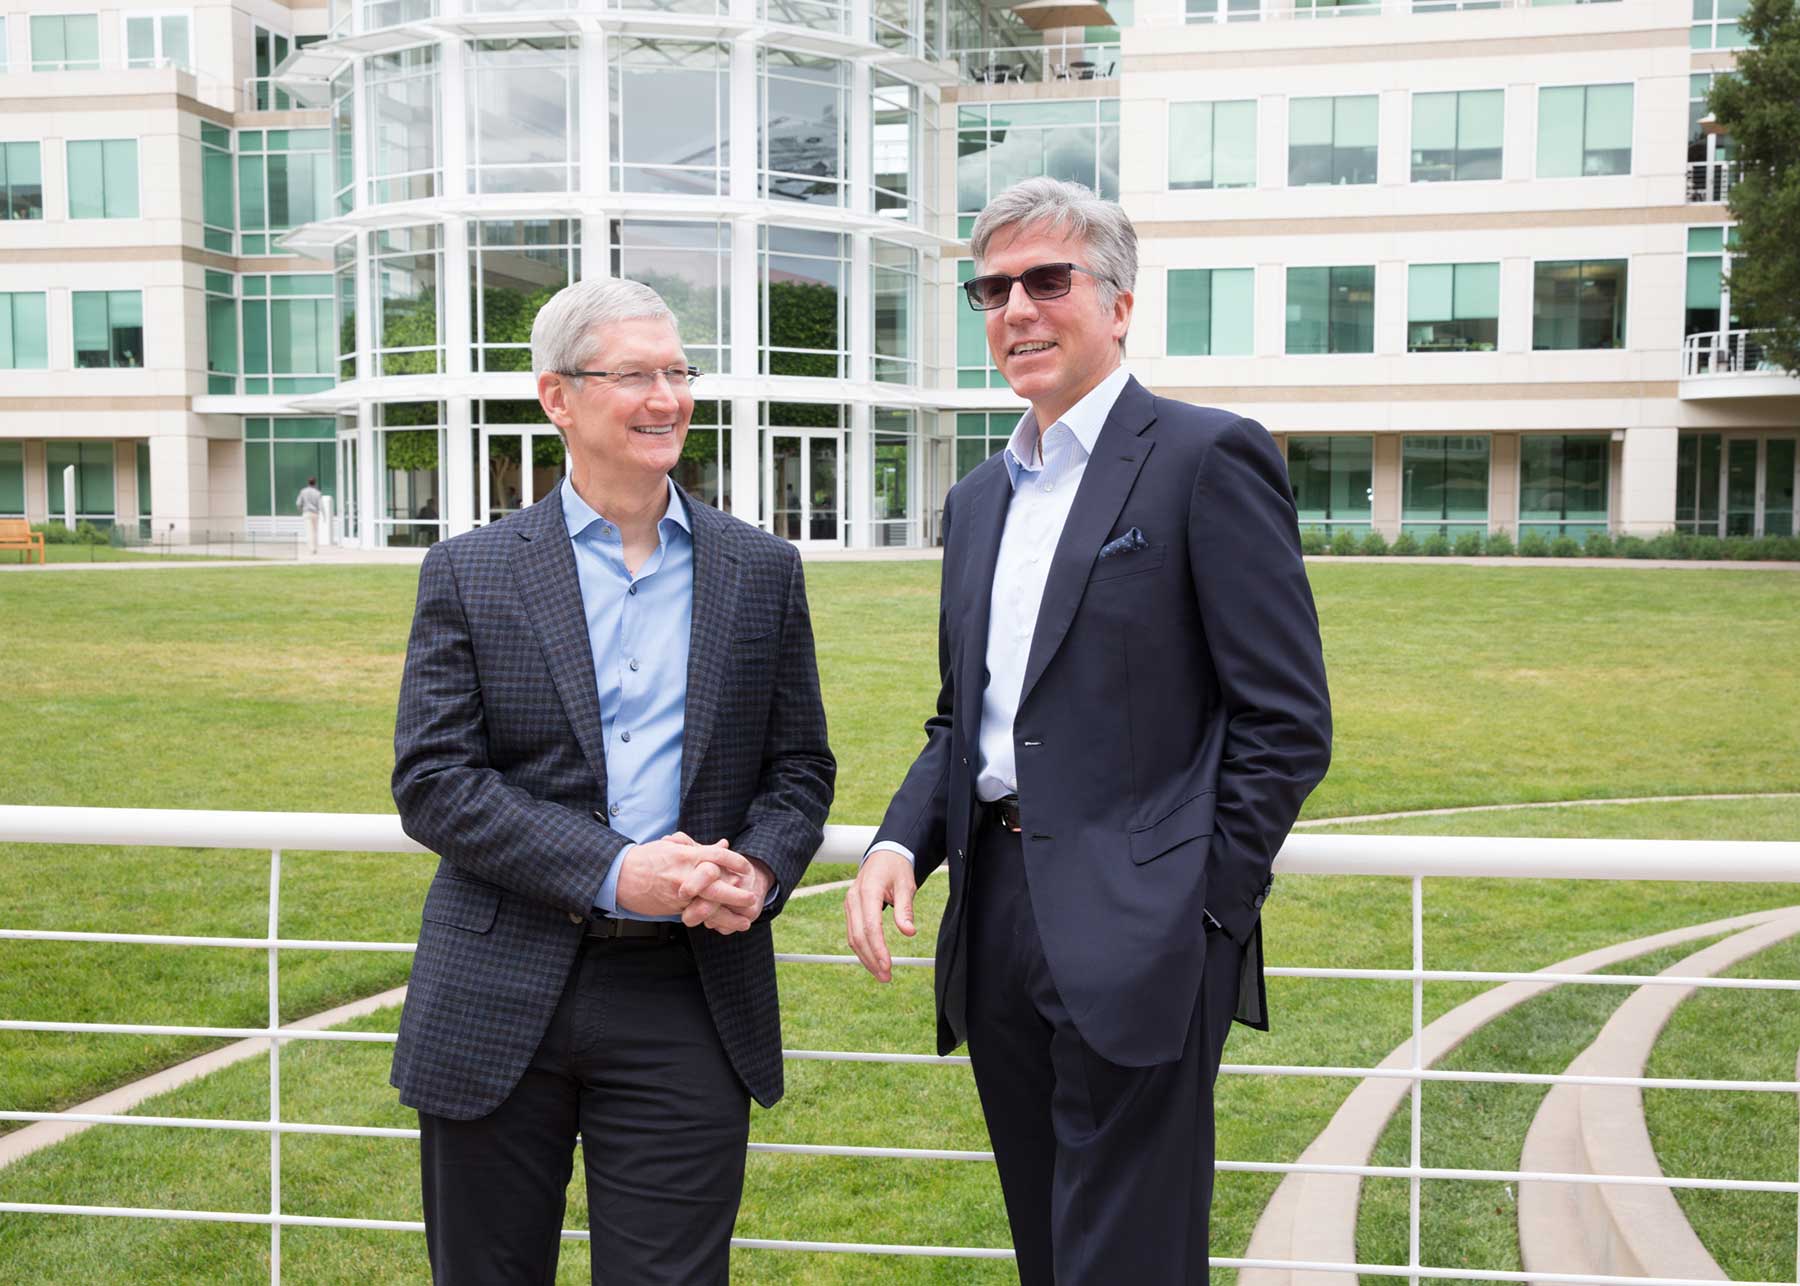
left=1175, top=0, right=1623, bottom=20
left=2, top=805, right=1799, bottom=1282
left=1687, top=159, right=1742, bottom=204
left=1684, top=328, right=1775, bottom=377
left=956, top=41, right=1120, bottom=84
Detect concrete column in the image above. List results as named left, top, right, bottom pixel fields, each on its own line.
left=148, top=434, right=210, bottom=542
left=580, top=29, right=610, bottom=268
left=445, top=396, right=475, bottom=537
left=23, top=441, right=48, bottom=525
left=1372, top=433, right=1400, bottom=538
left=114, top=440, right=139, bottom=531
left=731, top=395, right=762, bottom=529
left=1490, top=432, right=1519, bottom=535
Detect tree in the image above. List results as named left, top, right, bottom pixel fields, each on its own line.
left=1710, top=0, right=1800, bottom=373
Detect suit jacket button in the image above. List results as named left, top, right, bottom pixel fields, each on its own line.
left=567, top=912, right=584, bottom=925
left=1253, top=894, right=1266, bottom=908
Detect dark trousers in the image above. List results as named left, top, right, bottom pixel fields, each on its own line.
left=965, top=817, right=1244, bottom=1285
left=418, top=935, right=750, bottom=1285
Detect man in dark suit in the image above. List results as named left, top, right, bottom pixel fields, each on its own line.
left=846, top=177, right=1331, bottom=1283
left=391, top=278, right=834, bottom=1283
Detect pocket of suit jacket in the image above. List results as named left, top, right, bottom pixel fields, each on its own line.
left=1126, top=790, right=1216, bottom=865
left=1088, top=541, right=1167, bottom=583
left=421, top=874, right=501, bottom=933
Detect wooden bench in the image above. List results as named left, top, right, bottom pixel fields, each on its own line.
left=0, top=518, right=46, bottom=564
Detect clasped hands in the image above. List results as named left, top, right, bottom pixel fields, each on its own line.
left=615, top=833, right=772, bottom=935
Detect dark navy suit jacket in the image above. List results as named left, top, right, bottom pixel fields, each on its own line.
left=876, top=377, right=1331, bottom=1066
left=390, top=481, right=835, bottom=1117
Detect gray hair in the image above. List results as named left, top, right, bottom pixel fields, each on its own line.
left=970, top=177, right=1139, bottom=306
left=530, top=277, right=678, bottom=378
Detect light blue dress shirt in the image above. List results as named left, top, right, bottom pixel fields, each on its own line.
left=562, top=477, right=693, bottom=921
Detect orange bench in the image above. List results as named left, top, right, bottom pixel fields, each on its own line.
left=0, top=518, right=46, bottom=564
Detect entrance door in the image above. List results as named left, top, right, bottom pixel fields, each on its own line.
left=480, top=429, right=567, bottom=524
left=335, top=430, right=359, bottom=545
left=1723, top=438, right=1759, bottom=537
left=764, top=432, right=843, bottom=548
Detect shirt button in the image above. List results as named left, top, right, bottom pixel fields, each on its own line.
left=627, top=585, right=637, bottom=596
left=1040, top=481, right=1052, bottom=493
left=609, top=803, right=621, bottom=817
left=629, top=658, right=640, bottom=672
left=621, top=730, right=632, bottom=743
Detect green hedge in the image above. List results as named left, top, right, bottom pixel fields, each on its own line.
left=1296, top=527, right=1800, bottom=561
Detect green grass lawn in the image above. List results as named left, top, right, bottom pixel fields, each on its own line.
left=0, top=563, right=1796, bottom=1281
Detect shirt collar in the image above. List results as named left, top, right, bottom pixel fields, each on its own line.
left=1002, top=365, right=1133, bottom=490
left=561, top=475, right=691, bottom=542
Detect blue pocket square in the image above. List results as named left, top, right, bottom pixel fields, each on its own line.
left=1097, top=527, right=1148, bottom=561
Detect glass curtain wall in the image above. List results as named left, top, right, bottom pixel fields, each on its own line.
left=332, top=67, right=356, bottom=215
left=336, top=241, right=359, bottom=380
left=955, top=411, right=1011, bottom=479
left=873, top=73, right=918, bottom=220
left=379, top=402, right=445, bottom=546
left=872, top=407, right=915, bottom=546
left=374, top=227, right=443, bottom=375
left=471, top=219, right=580, bottom=372
left=1401, top=435, right=1490, bottom=537
left=1288, top=435, right=1373, bottom=536
left=1518, top=434, right=1608, bottom=540
left=368, top=47, right=441, bottom=204
left=467, top=38, right=578, bottom=194
left=610, top=220, right=730, bottom=377
left=677, top=400, right=732, bottom=512
left=238, top=129, right=333, bottom=254
left=762, top=50, right=848, bottom=205
left=201, top=126, right=233, bottom=250
left=206, top=272, right=238, bottom=392
left=957, top=100, right=1119, bottom=236
left=761, top=227, right=847, bottom=377
left=611, top=40, right=730, bottom=197
left=244, top=417, right=337, bottom=519
left=1169, top=100, right=1255, bottom=190
left=956, top=261, right=1003, bottom=387
left=243, top=275, right=337, bottom=394
left=873, top=241, right=917, bottom=383
left=475, top=399, right=565, bottom=524
left=0, top=442, right=23, bottom=516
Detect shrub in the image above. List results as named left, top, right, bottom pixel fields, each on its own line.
left=1645, top=532, right=1684, bottom=559
left=1722, top=536, right=1760, bottom=561
left=1549, top=535, right=1582, bottom=558
left=1614, top=535, right=1651, bottom=559
left=1389, top=531, right=1421, bottom=556
left=1453, top=531, right=1484, bottom=557
left=1359, top=530, right=1388, bottom=556
left=1689, top=535, right=1726, bottom=561
left=1329, top=529, right=1361, bottom=557
left=1581, top=531, right=1614, bottom=557
left=1763, top=535, right=1800, bottom=561
left=1484, top=529, right=1515, bottom=557
left=1517, top=531, right=1551, bottom=557
left=1421, top=533, right=1452, bottom=557
left=1299, top=527, right=1330, bottom=555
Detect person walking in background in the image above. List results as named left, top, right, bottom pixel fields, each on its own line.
left=296, top=476, right=323, bottom=554
left=845, top=177, right=1332, bottom=1283
left=390, top=277, right=835, bottom=1283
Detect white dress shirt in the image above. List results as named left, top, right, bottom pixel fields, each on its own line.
left=870, top=364, right=1133, bottom=865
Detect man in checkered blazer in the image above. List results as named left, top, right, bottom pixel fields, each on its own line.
left=390, top=278, right=835, bottom=1284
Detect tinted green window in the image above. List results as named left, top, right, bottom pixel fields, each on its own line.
left=1167, top=268, right=1252, bottom=357
left=1537, top=84, right=1633, bottom=178
left=67, top=140, right=139, bottom=219
left=31, top=15, right=100, bottom=71
left=1532, top=260, right=1627, bottom=350
left=136, top=441, right=151, bottom=530
left=1401, top=435, right=1489, bottom=530
left=1286, top=266, right=1374, bottom=354
left=206, top=277, right=238, bottom=394
left=45, top=441, right=115, bottom=519
left=73, top=291, right=145, bottom=368
left=1519, top=434, right=1609, bottom=537
left=0, top=293, right=50, bottom=369
left=955, top=261, right=1004, bottom=389
left=1289, top=95, right=1377, bottom=187
left=1412, top=90, right=1502, bottom=182
left=953, top=411, right=1010, bottom=481
left=1287, top=435, right=1373, bottom=535
left=2, top=143, right=45, bottom=220
left=201, top=126, right=234, bottom=251
left=1407, top=262, right=1499, bottom=352
left=0, top=441, right=24, bottom=515
left=1169, top=100, right=1255, bottom=190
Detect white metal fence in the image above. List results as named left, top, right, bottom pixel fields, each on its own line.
left=2, top=806, right=1798, bottom=1281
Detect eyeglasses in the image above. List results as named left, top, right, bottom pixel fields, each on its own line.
left=962, top=262, right=1105, bottom=312
left=558, top=365, right=701, bottom=392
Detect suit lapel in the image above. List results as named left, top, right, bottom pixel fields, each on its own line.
left=680, top=495, right=740, bottom=807
left=511, top=481, right=610, bottom=798
left=1017, top=377, right=1158, bottom=707
left=954, top=459, right=1013, bottom=728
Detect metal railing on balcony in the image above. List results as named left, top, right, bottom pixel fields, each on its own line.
left=956, top=41, right=1120, bottom=84
left=2, top=805, right=1799, bottom=1281
left=1684, top=328, right=1775, bottom=377
left=1687, top=159, right=1742, bottom=204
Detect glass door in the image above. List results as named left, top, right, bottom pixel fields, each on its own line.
left=480, top=429, right=567, bottom=524
left=764, top=432, right=843, bottom=547
left=1724, top=437, right=1759, bottom=537
left=335, top=429, right=359, bottom=545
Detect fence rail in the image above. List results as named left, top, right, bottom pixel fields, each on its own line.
left=1684, top=327, right=1776, bottom=378
left=2, top=804, right=1798, bottom=1280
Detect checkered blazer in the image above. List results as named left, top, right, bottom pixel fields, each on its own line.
left=390, top=481, right=835, bottom=1118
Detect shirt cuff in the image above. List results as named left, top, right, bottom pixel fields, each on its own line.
left=864, top=839, right=916, bottom=867
left=594, top=843, right=631, bottom=915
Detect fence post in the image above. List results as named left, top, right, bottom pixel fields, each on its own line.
left=268, top=847, right=283, bottom=1284
left=1410, top=875, right=1423, bottom=1286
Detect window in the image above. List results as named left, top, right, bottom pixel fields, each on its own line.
left=470, top=219, right=580, bottom=373
left=1287, top=436, right=1373, bottom=536
left=1401, top=435, right=1489, bottom=538
left=1167, top=268, right=1253, bottom=356
left=761, top=226, right=847, bottom=376
left=1519, top=434, right=1608, bottom=540
left=374, top=227, right=442, bottom=375
left=475, top=400, right=566, bottom=525
left=957, top=100, right=1119, bottom=237
left=1411, top=90, right=1502, bottom=183
left=0, top=442, right=23, bottom=517
left=367, top=46, right=441, bottom=204
left=1537, top=84, right=1633, bottom=178
left=332, top=67, right=357, bottom=215
left=1676, top=434, right=1796, bottom=538
left=955, top=411, right=1012, bottom=480
left=1169, top=100, right=1255, bottom=190
left=761, top=50, right=847, bottom=205
left=1286, top=266, right=1374, bottom=355
left=73, top=291, right=144, bottom=368
left=377, top=402, right=446, bottom=548
left=45, top=442, right=115, bottom=524
left=365, top=0, right=438, bottom=30
left=1676, top=433, right=1721, bottom=535
left=205, top=271, right=237, bottom=393
left=238, top=129, right=333, bottom=255
left=873, top=74, right=918, bottom=220
left=1692, top=0, right=1750, bottom=50
left=956, top=261, right=1004, bottom=388
left=872, top=241, right=917, bottom=384
left=468, top=38, right=578, bottom=195
left=611, top=40, right=730, bottom=197
left=124, top=13, right=190, bottom=70
left=201, top=125, right=233, bottom=251
left=1407, top=263, right=1499, bottom=352
left=67, top=140, right=139, bottom=219
left=31, top=15, right=100, bottom=72
left=610, top=220, right=727, bottom=377
left=676, top=400, right=732, bottom=513
left=335, top=240, right=359, bottom=381
left=244, top=417, right=338, bottom=519
left=1, top=143, right=44, bottom=220
left=0, top=293, right=50, bottom=369
left=1289, top=95, right=1377, bottom=186
left=1186, top=0, right=1262, bottom=22
left=240, top=274, right=336, bottom=395
left=871, top=407, right=915, bottom=544
left=252, top=26, right=292, bottom=110
left=1294, top=0, right=1378, bottom=11
left=1532, top=259, right=1627, bottom=350
left=1685, top=226, right=1739, bottom=338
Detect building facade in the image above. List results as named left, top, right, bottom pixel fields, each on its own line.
left=0, top=0, right=1793, bottom=548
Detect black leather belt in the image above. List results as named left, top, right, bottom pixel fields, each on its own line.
left=584, top=916, right=680, bottom=941
left=987, top=795, right=1022, bottom=832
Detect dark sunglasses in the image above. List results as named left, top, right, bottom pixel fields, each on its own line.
left=962, top=262, right=1105, bottom=312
